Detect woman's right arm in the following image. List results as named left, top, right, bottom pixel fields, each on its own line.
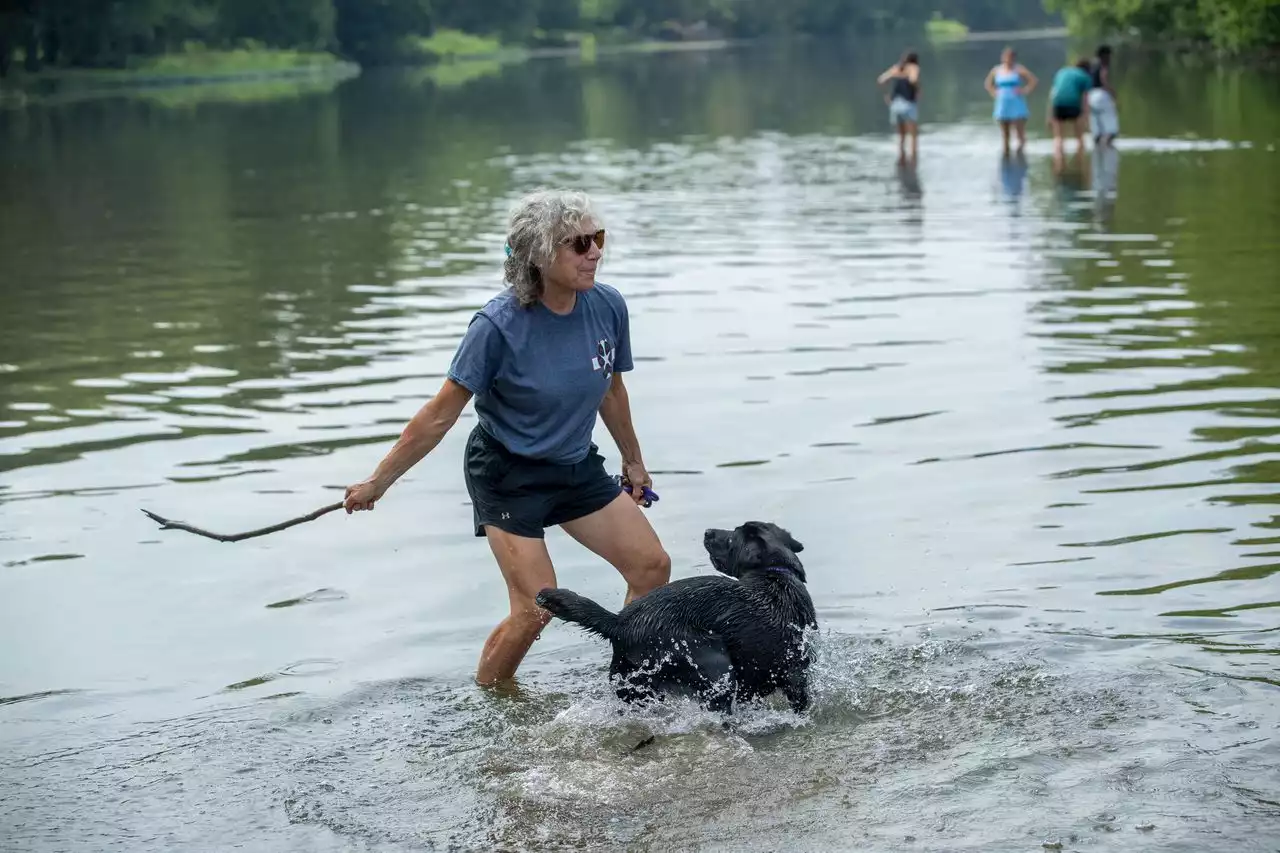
left=344, top=378, right=473, bottom=512
left=984, top=67, right=997, bottom=97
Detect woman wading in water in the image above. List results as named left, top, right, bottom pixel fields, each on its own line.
left=985, top=46, right=1038, bottom=155
left=343, top=189, right=671, bottom=685
left=878, top=50, right=921, bottom=161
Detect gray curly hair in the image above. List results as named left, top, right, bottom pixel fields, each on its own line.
left=503, top=189, right=602, bottom=308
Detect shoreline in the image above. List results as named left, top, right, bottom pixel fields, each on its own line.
left=426, top=37, right=743, bottom=67
left=0, top=37, right=746, bottom=105
left=422, top=28, right=1075, bottom=72
left=0, top=56, right=360, bottom=102
left=953, top=26, right=1070, bottom=43
left=7, top=25, right=1275, bottom=107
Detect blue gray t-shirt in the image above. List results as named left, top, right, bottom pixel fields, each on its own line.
left=447, top=282, right=634, bottom=464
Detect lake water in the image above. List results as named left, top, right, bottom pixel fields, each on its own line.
left=2, top=36, right=1279, bottom=852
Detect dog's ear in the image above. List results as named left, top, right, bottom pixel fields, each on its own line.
left=736, top=523, right=771, bottom=569
left=780, top=529, right=804, bottom=553
left=746, top=522, right=804, bottom=555
left=741, top=523, right=786, bottom=552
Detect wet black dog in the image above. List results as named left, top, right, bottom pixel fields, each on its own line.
left=536, top=521, right=817, bottom=713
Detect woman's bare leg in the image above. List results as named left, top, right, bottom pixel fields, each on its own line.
left=560, top=493, right=671, bottom=605
left=475, top=528, right=557, bottom=685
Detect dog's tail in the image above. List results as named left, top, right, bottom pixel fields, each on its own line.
left=536, top=587, right=619, bottom=641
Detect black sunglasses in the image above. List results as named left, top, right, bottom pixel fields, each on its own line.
left=563, top=229, right=606, bottom=255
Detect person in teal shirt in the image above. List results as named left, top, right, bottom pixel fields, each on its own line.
left=1049, top=58, right=1093, bottom=158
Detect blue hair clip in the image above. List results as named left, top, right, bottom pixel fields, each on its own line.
left=504, top=243, right=512, bottom=257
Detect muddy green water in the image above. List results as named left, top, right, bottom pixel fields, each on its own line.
left=2, top=37, right=1279, bottom=852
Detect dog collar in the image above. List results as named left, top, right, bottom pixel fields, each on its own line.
left=765, top=566, right=798, bottom=576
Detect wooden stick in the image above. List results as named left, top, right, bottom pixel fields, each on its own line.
left=141, top=502, right=345, bottom=543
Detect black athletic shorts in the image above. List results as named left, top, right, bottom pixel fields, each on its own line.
left=1053, top=104, right=1082, bottom=121
left=463, top=424, right=622, bottom=539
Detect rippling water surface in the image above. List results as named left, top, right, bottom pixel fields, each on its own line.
left=2, top=38, right=1279, bottom=851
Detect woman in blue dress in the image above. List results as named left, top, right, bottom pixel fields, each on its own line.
left=984, top=47, right=1038, bottom=155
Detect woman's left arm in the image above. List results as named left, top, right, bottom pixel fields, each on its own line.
left=599, top=372, right=651, bottom=503
left=1020, top=65, right=1039, bottom=96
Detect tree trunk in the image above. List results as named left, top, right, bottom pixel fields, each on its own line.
left=41, top=17, right=58, bottom=65
left=0, top=13, right=13, bottom=78
left=21, top=13, right=39, bottom=72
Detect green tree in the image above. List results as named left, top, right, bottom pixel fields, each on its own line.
left=0, top=0, right=1074, bottom=76
left=1046, top=0, right=1280, bottom=54
left=217, top=0, right=335, bottom=49
left=333, top=0, right=432, bottom=65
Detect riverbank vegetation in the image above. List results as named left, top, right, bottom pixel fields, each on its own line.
left=1, top=0, right=1060, bottom=80
left=1046, top=0, right=1280, bottom=57
left=4, top=0, right=1276, bottom=87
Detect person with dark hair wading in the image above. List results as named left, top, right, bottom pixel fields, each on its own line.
left=878, top=50, right=922, bottom=162
left=1087, top=45, right=1120, bottom=147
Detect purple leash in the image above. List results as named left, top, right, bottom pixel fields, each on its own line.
left=614, top=475, right=659, bottom=508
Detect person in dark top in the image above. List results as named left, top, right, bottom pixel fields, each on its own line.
left=1087, top=45, right=1120, bottom=146
left=343, top=189, right=671, bottom=686
left=878, top=50, right=921, bottom=161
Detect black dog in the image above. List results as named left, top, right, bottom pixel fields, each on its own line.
left=536, top=522, right=817, bottom=713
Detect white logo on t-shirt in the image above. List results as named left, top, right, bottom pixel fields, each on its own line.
left=591, top=338, right=616, bottom=380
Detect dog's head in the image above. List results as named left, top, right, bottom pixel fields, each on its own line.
left=703, top=521, right=806, bottom=583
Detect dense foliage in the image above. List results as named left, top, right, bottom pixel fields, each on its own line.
left=0, top=0, right=1061, bottom=74
left=4, top=0, right=1275, bottom=78
left=1046, top=0, right=1280, bottom=55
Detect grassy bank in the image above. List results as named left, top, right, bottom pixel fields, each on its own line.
left=400, top=33, right=738, bottom=91
left=135, top=45, right=346, bottom=76
left=925, top=16, right=970, bottom=42
left=3, top=45, right=357, bottom=95
left=407, top=29, right=511, bottom=62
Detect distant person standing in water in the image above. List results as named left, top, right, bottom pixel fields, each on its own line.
left=985, top=47, right=1038, bottom=155
left=343, top=188, right=671, bottom=687
left=1087, top=45, right=1120, bottom=146
left=1049, top=57, right=1094, bottom=159
left=878, top=50, right=921, bottom=161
